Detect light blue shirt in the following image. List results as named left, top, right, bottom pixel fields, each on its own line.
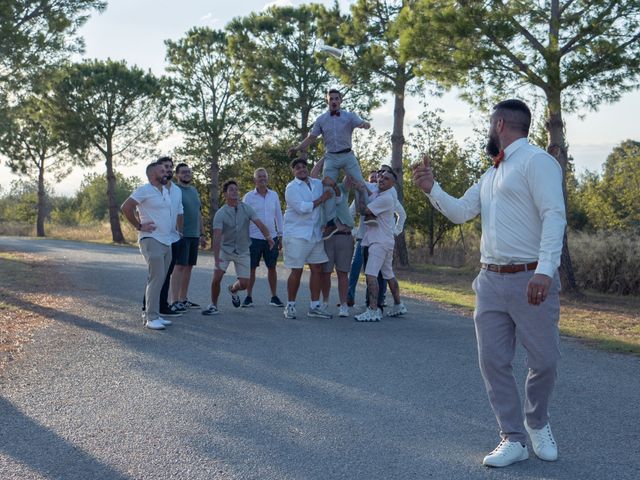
left=310, top=110, right=365, bottom=153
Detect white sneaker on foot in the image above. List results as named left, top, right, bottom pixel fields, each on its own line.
left=482, top=439, right=528, bottom=467
left=145, top=319, right=166, bottom=330
left=283, top=304, right=296, bottom=319
left=355, top=308, right=382, bottom=322
left=338, top=305, right=349, bottom=317
left=525, top=421, right=558, bottom=461
left=158, top=316, right=172, bottom=326
left=386, top=302, right=408, bottom=317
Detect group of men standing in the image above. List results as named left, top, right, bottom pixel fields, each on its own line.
left=121, top=91, right=567, bottom=471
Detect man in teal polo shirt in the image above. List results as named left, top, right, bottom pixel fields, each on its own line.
left=170, top=163, right=206, bottom=311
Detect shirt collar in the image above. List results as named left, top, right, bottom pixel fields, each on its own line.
left=504, top=137, right=528, bottom=160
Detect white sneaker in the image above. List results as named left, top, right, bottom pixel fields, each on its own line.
left=158, top=316, right=172, bottom=326
left=145, top=319, right=166, bottom=330
left=308, top=306, right=332, bottom=318
left=284, top=304, right=296, bottom=319
left=482, top=439, right=528, bottom=467
left=338, top=305, right=349, bottom=317
left=525, top=422, right=558, bottom=461
left=387, top=302, right=408, bottom=317
left=355, top=308, right=382, bottom=322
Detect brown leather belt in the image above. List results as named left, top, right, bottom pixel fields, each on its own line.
left=481, top=262, right=538, bottom=274
left=333, top=231, right=352, bottom=236
left=329, top=148, right=351, bottom=154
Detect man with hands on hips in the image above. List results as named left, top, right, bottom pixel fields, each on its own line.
left=413, top=99, right=566, bottom=468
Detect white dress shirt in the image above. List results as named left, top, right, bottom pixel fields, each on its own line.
left=426, top=138, right=566, bottom=277
left=283, top=177, right=324, bottom=242
left=243, top=188, right=283, bottom=239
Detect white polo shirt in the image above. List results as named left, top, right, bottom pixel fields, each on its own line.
left=130, top=183, right=174, bottom=246
left=361, top=188, right=396, bottom=249
left=166, top=182, right=184, bottom=243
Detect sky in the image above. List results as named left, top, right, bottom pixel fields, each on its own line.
left=2, top=0, right=638, bottom=196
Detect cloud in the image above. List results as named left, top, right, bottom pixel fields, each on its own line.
left=263, top=0, right=293, bottom=10
left=199, top=12, right=220, bottom=25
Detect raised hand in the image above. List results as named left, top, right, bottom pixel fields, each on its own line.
left=412, top=153, right=435, bottom=194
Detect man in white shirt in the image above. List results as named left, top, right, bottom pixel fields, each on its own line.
left=242, top=168, right=284, bottom=308
left=413, top=99, right=566, bottom=468
left=349, top=165, right=406, bottom=310
left=354, top=170, right=407, bottom=322
left=121, top=162, right=174, bottom=330
left=283, top=158, right=333, bottom=319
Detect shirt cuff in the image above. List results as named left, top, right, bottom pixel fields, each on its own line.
left=535, top=261, right=557, bottom=278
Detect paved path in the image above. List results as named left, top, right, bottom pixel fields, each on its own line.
left=0, top=237, right=638, bottom=480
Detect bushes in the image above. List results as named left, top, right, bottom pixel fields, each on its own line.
left=569, top=231, right=640, bottom=295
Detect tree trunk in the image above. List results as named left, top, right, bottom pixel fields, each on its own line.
left=545, top=91, right=578, bottom=293
left=105, top=144, right=125, bottom=243
left=391, top=83, right=409, bottom=266
left=36, top=159, right=46, bottom=237
left=208, top=155, right=220, bottom=244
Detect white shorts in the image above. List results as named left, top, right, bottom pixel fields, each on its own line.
left=364, top=243, right=394, bottom=279
left=216, top=252, right=251, bottom=279
left=283, top=237, right=328, bottom=269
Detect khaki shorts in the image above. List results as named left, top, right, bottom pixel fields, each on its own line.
left=323, top=233, right=354, bottom=273
left=284, top=237, right=328, bottom=268
left=216, top=251, right=251, bottom=279
left=364, top=243, right=394, bottom=279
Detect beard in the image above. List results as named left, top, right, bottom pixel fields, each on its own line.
left=160, top=176, right=168, bottom=185
left=165, top=171, right=173, bottom=180
left=486, top=132, right=501, bottom=158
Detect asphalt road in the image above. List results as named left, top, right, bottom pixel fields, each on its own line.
left=0, top=237, right=639, bottom=480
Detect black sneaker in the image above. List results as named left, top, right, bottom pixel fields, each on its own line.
left=242, top=296, right=253, bottom=308
left=182, top=299, right=200, bottom=309
left=228, top=285, right=241, bottom=308
left=171, top=301, right=187, bottom=312
left=160, top=305, right=182, bottom=317
left=269, top=295, right=284, bottom=307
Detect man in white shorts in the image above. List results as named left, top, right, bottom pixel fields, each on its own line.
left=283, top=158, right=333, bottom=319
left=355, top=170, right=407, bottom=322
left=202, top=180, right=274, bottom=315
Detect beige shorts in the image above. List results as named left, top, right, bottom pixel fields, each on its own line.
left=284, top=237, right=328, bottom=268
left=364, top=243, right=394, bottom=279
left=216, top=251, right=251, bottom=279
left=323, top=233, right=354, bottom=273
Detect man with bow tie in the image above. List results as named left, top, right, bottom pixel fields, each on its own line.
left=288, top=88, right=372, bottom=240
left=413, top=99, right=566, bottom=468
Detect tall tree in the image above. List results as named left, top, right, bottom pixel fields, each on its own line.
left=400, top=0, right=640, bottom=290
left=600, top=140, right=640, bottom=229
left=0, top=84, right=78, bottom=236
left=164, top=27, right=254, bottom=236
left=49, top=60, right=164, bottom=243
left=227, top=4, right=376, bottom=140
left=404, top=108, right=484, bottom=254
left=0, top=0, right=105, bottom=90
left=323, top=0, right=423, bottom=265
